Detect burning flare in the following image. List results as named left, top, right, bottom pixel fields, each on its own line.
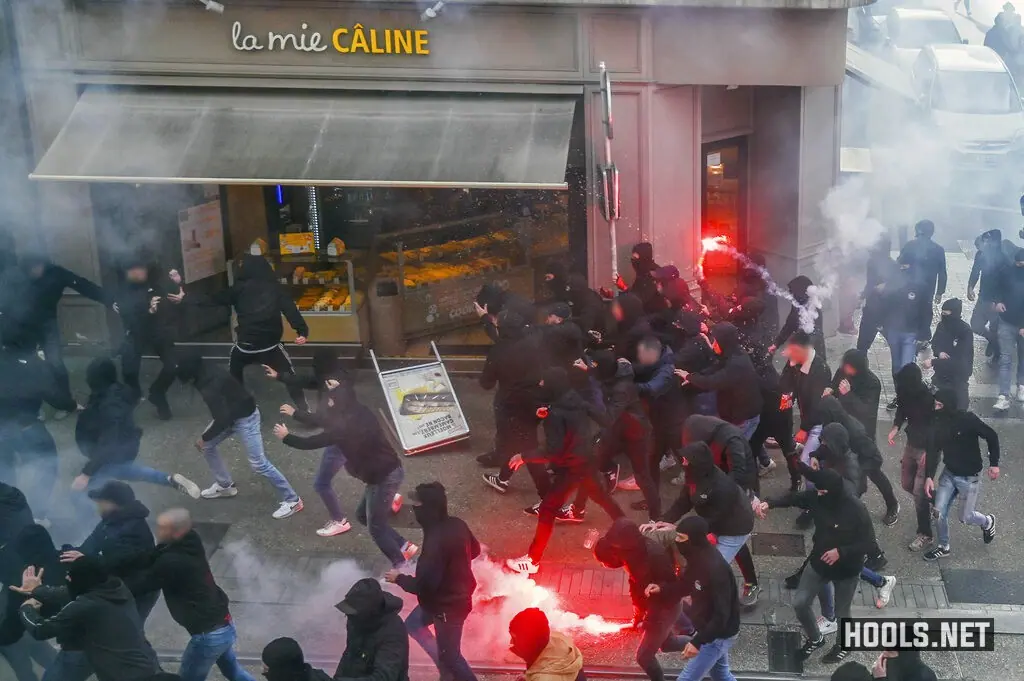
left=697, top=235, right=730, bottom=281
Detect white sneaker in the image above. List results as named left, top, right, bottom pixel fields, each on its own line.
left=616, top=476, right=640, bottom=491
left=507, top=555, right=539, bottom=575
left=659, top=454, right=676, bottom=472
left=391, top=493, right=403, bottom=514
left=170, top=474, right=201, bottom=500
left=816, top=615, right=838, bottom=636
left=995, top=395, right=1011, bottom=411
left=758, top=459, right=777, bottom=477
left=401, top=542, right=420, bottom=562
left=200, top=482, right=238, bottom=499
left=1017, top=386, right=1024, bottom=402
left=876, top=576, right=897, bottom=609
left=316, top=519, right=352, bottom=537
left=272, top=498, right=303, bottom=519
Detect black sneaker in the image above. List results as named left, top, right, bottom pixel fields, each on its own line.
left=886, top=398, right=898, bottom=411
left=523, top=502, right=541, bottom=517
left=784, top=571, right=802, bottom=590
left=796, top=636, right=825, bottom=661
left=795, top=509, right=814, bottom=530
left=865, top=552, right=888, bottom=572
left=476, top=451, right=503, bottom=467
left=482, top=473, right=509, bottom=494
left=148, top=395, right=172, bottom=421
left=555, top=504, right=585, bottom=523
left=740, top=583, right=761, bottom=606
left=822, top=643, right=851, bottom=664
left=882, top=504, right=900, bottom=527
left=923, top=544, right=951, bottom=561
left=983, top=514, right=996, bottom=544
left=789, top=478, right=802, bottom=494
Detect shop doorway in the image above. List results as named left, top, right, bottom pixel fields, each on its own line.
left=701, top=137, right=748, bottom=292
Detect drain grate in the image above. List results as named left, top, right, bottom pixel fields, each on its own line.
left=192, top=521, right=231, bottom=557
left=750, top=532, right=805, bottom=557
left=767, top=629, right=804, bottom=674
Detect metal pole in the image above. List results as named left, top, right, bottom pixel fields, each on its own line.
left=599, top=62, right=618, bottom=285
left=605, top=134, right=618, bottom=284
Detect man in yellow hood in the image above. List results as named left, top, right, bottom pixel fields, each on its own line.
left=509, top=608, right=585, bottom=681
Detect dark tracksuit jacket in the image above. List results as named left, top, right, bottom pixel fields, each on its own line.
left=334, top=589, right=409, bottom=681
left=992, top=252, right=1024, bottom=329
left=967, top=231, right=1009, bottom=303
left=881, top=267, right=928, bottom=338
left=0, top=524, right=64, bottom=648
left=681, top=415, right=756, bottom=494
left=898, top=236, right=947, bottom=301
left=924, top=409, right=999, bottom=480
left=0, top=350, right=78, bottom=426
left=480, top=324, right=544, bottom=457
left=685, top=323, right=762, bottom=425
left=176, top=351, right=258, bottom=443
left=830, top=349, right=882, bottom=439
left=818, top=396, right=884, bottom=473
left=779, top=350, right=831, bottom=434
left=597, top=518, right=680, bottom=620
left=635, top=347, right=686, bottom=445
left=930, top=299, right=974, bottom=393
left=115, top=273, right=180, bottom=350
left=628, top=243, right=663, bottom=315
left=662, top=442, right=754, bottom=538
left=77, top=501, right=157, bottom=617
left=75, top=359, right=143, bottom=476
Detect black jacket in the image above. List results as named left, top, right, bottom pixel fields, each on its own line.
left=608, top=294, right=655, bottom=361
left=880, top=267, right=927, bottom=335
left=931, top=299, right=973, bottom=386
left=276, top=348, right=345, bottom=401
left=767, top=469, right=876, bottom=580
left=862, top=248, right=898, bottom=323
left=115, top=271, right=180, bottom=343
left=774, top=277, right=826, bottom=357
left=628, top=243, right=663, bottom=315
left=898, top=235, right=947, bottom=299
left=79, top=501, right=155, bottom=578
left=994, top=253, right=1024, bottom=327
left=125, top=530, right=231, bottom=636
left=480, top=317, right=546, bottom=414
left=830, top=349, right=881, bottom=439
left=701, top=267, right=776, bottom=355
left=656, top=516, right=739, bottom=648
left=176, top=350, right=258, bottom=443
left=22, top=578, right=159, bottom=681
left=925, top=401, right=999, bottom=479
left=681, top=415, right=756, bottom=493
left=880, top=650, right=939, bottom=681
left=596, top=518, right=679, bottom=614
left=663, top=442, right=754, bottom=537
left=0, top=524, right=64, bottom=647
left=194, top=254, right=308, bottom=351
left=812, top=423, right=865, bottom=496
left=779, top=349, right=831, bottom=432
left=565, top=274, right=610, bottom=341
left=686, top=323, right=762, bottom=424
left=893, top=364, right=935, bottom=450
left=334, top=588, right=409, bottom=681
left=525, top=391, right=595, bottom=470
left=593, top=354, right=649, bottom=439
left=394, top=486, right=479, bottom=620
left=0, top=350, right=77, bottom=426
left=968, top=230, right=1009, bottom=302
left=0, top=258, right=108, bottom=346
left=634, top=346, right=685, bottom=427
left=282, top=384, right=401, bottom=485
left=0, top=482, right=34, bottom=545
left=818, top=396, right=884, bottom=471
left=75, top=359, right=143, bottom=476
left=670, top=312, right=717, bottom=373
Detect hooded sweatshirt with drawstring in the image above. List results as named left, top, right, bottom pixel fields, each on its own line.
left=75, top=357, right=143, bottom=476
left=662, top=442, right=754, bottom=538
left=78, top=498, right=155, bottom=578
left=394, top=483, right=480, bottom=621
left=681, top=414, right=756, bottom=493
left=261, top=637, right=332, bottom=681
left=334, top=579, right=409, bottom=681
left=175, top=348, right=257, bottom=443
left=830, top=349, right=882, bottom=439
left=685, top=323, right=763, bottom=424
left=930, top=299, right=973, bottom=388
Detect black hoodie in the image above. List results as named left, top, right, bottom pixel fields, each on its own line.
left=79, top=500, right=155, bottom=578
left=629, top=243, right=663, bottom=314
left=930, top=299, right=973, bottom=386
left=595, top=518, right=679, bottom=614
left=774, top=276, right=826, bottom=357
left=968, top=229, right=1009, bottom=302
left=609, top=293, right=654, bottom=361
left=176, top=349, right=258, bottom=442
left=592, top=350, right=649, bottom=437
left=394, top=483, right=480, bottom=620
left=663, top=442, right=754, bottom=537
left=779, top=346, right=832, bottom=432
left=634, top=346, right=686, bottom=426
left=524, top=369, right=598, bottom=469
left=262, top=638, right=333, bottom=681
left=480, top=311, right=547, bottom=414
left=75, top=358, right=143, bottom=476
left=0, top=482, right=33, bottom=545
left=657, top=516, right=740, bottom=648
left=925, top=388, right=999, bottom=479
left=22, top=562, right=159, bottom=681
left=811, top=423, right=865, bottom=496
left=686, top=323, right=763, bottom=424
left=994, top=248, right=1024, bottom=327
left=0, top=524, right=64, bottom=647
left=681, top=415, right=756, bottom=493
left=334, top=579, right=410, bottom=681
left=115, top=264, right=179, bottom=342
left=878, top=650, right=939, bottom=681
left=830, top=350, right=882, bottom=439
left=276, top=347, right=345, bottom=399
left=897, top=226, right=947, bottom=299
left=818, top=396, right=884, bottom=471
left=0, top=349, right=77, bottom=425
left=893, top=364, right=935, bottom=450
left=566, top=274, right=610, bottom=340
left=125, top=530, right=231, bottom=636
left=881, top=264, right=927, bottom=335
left=193, top=254, right=308, bottom=351
left=766, top=468, right=876, bottom=580
left=0, top=256, right=108, bottom=345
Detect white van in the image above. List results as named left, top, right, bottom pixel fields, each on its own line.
left=883, top=8, right=965, bottom=73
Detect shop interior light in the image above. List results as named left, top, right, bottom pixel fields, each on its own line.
left=197, top=0, right=225, bottom=13
left=307, top=186, right=321, bottom=251
left=276, top=185, right=284, bottom=205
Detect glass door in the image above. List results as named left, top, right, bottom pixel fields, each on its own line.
left=701, top=138, right=748, bottom=284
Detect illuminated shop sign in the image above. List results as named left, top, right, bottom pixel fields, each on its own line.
left=231, top=21, right=430, bottom=55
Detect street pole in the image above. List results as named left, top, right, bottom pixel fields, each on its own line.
left=599, top=62, right=619, bottom=286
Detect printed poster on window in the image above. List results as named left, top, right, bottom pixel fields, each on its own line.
left=178, top=200, right=227, bottom=284
left=377, top=361, right=470, bottom=455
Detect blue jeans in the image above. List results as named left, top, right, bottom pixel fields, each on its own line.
left=41, top=650, right=90, bottom=681
left=1, top=634, right=57, bottom=681
left=694, top=392, right=717, bottom=416
left=885, top=330, right=918, bottom=379
left=676, top=635, right=738, bottom=681
left=406, top=606, right=477, bottom=681
left=736, top=416, right=760, bottom=441
left=201, top=409, right=298, bottom=502
left=91, top=461, right=172, bottom=487
left=996, top=322, right=1024, bottom=396
left=314, top=445, right=348, bottom=522
left=178, top=623, right=255, bottom=681
left=800, top=425, right=823, bottom=491
left=0, top=421, right=59, bottom=519
left=934, top=470, right=988, bottom=547
left=715, top=534, right=750, bottom=563
left=356, top=466, right=407, bottom=566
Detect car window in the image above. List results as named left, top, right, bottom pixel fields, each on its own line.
left=894, top=18, right=961, bottom=49
left=932, top=70, right=1022, bottom=114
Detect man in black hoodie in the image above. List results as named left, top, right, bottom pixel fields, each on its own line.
left=73, top=358, right=199, bottom=503
left=699, top=254, right=777, bottom=356
left=857, top=234, right=898, bottom=354
left=176, top=348, right=302, bottom=520
left=921, top=388, right=999, bottom=562
left=881, top=260, right=926, bottom=394
left=170, top=256, right=309, bottom=409
left=594, top=519, right=688, bottom=681
left=333, top=580, right=410, bottom=681
left=628, top=243, right=663, bottom=314
left=680, top=415, right=757, bottom=496
left=125, top=508, right=256, bottom=681
left=261, top=638, right=332, bottom=681
left=506, top=368, right=625, bottom=575
left=760, top=468, right=876, bottom=664
left=678, top=323, right=763, bottom=441
left=827, top=349, right=881, bottom=440
left=648, top=516, right=741, bottom=681
left=926, top=299, right=973, bottom=410
left=770, top=276, right=826, bottom=358
left=475, top=282, right=536, bottom=343
left=888, top=363, right=936, bottom=552
left=967, top=229, right=1009, bottom=360
left=16, top=556, right=160, bottom=681
left=896, top=220, right=947, bottom=344
left=992, top=247, right=1024, bottom=411
left=386, top=482, right=477, bottom=681
left=651, top=266, right=702, bottom=320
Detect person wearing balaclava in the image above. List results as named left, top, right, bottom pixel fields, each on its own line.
left=15, top=555, right=160, bottom=681
left=275, top=368, right=415, bottom=562
left=628, top=243, right=663, bottom=314
left=475, top=281, right=536, bottom=343
left=871, top=649, right=939, bottom=681
left=565, top=274, right=611, bottom=348
left=332, top=580, right=409, bottom=681
left=505, top=367, right=625, bottom=575
left=543, top=262, right=571, bottom=304
left=881, top=258, right=927, bottom=408
left=896, top=220, right=946, bottom=345
left=992, top=247, right=1024, bottom=411
left=261, top=638, right=332, bottom=681
left=168, top=254, right=310, bottom=410
left=386, top=482, right=477, bottom=681
left=650, top=266, right=701, bottom=322
left=646, top=516, right=741, bottom=681
left=509, top=608, right=585, bottom=681
left=966, top=229, right=1009, bottom=361
left=857, top=234, right=898, bottom=355
left=888, top=363, right=936, bottom=552
left=760, top=467, right=876, bottom=664
left=73, top=357, right=200, bottom=505
left=921, top=388, right=999, bottom=563
left=699, top=253, right=777, bottom=355
left=669, top=310, right=718, bottom=417
left=770, top=275, right=826, bottom=359
left=925, top=299, right=973, bottom=410
left=831, top=662, right=873, bottom=681
left=828, top=349, right=882, bottom=440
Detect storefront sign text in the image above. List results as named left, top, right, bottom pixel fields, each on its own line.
left=231, top=21, right=429, bottom=56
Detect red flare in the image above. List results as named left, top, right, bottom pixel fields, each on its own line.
left=697, top=235, right=730, bottom=280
